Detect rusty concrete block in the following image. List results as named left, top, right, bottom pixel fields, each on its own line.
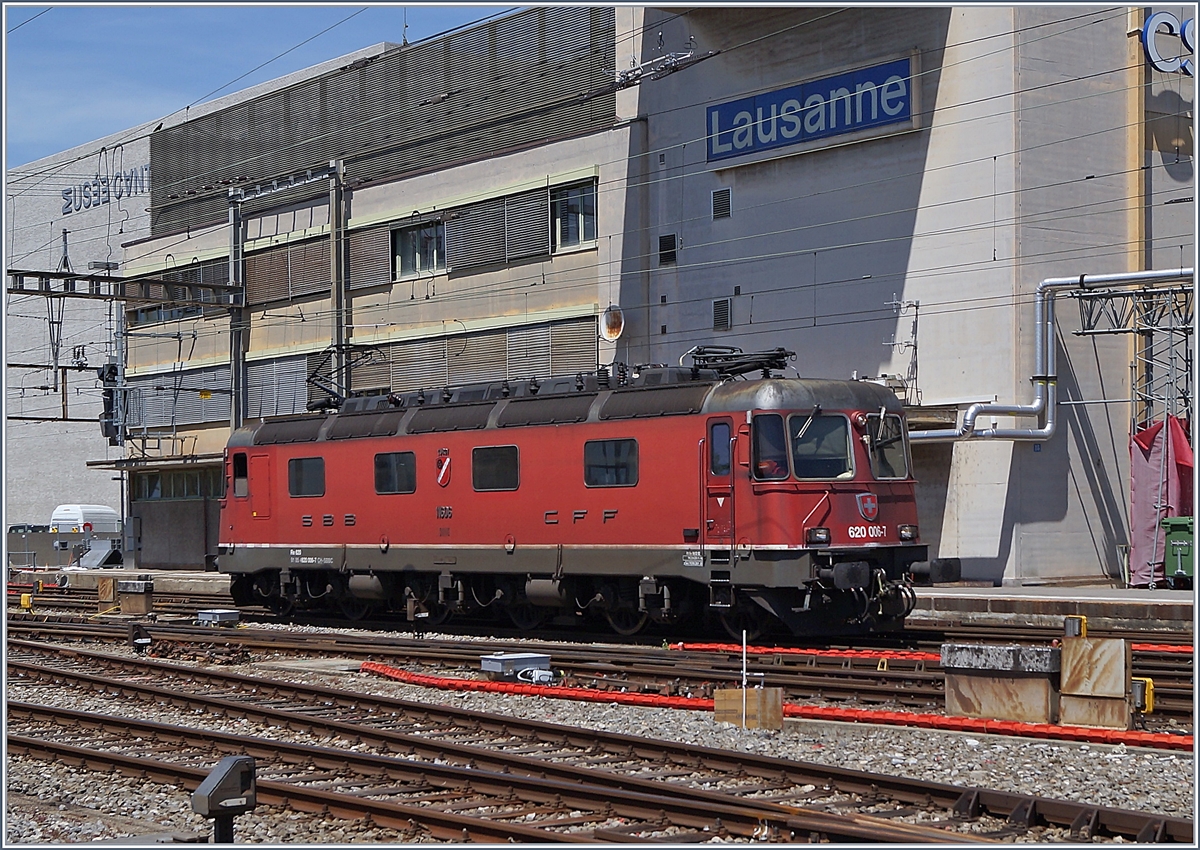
left=118, top=592, right=153, bottom=616
left=1059, top=694, right=1131, bottom=729
left=1061, top=637, right=1129, bottom=698
left=97, top=576, right=116, bottom=603
left=944, top=673, right=1058, bottom=724
left=714, top=688, right=783, bottom=730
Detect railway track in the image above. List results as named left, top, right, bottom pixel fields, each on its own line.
left=7, top=614, right=1193, bottom=722
left=7, top=641, right=1192, bottom=843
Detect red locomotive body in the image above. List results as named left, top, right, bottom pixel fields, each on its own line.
left=219, top=350, right=939, bottom=636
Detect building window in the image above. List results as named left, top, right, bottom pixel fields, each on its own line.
left=133, top=468, right=224, bottom=501
left=375, top=452, right=417, bottom=494
left=288, top=457, right=325, bottom=497
left=551, top=182, right=596, bottom=251
left=584, top=439, right=638, bottom=487
left=473, top=446, right=519, bottom=491
left=394, top=220, right=445, bottom=278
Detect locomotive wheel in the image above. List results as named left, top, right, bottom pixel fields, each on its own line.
left=506, top=601, right=547, bottom=631
left=417, top=602, right=452, bottom=628
left=604, top=606, right=649, bottom=636
left=717, top=602, right=767, bottom=642
left=337, top=595, right=372, bottom=621
left=266, top=594, right=295, bottom=618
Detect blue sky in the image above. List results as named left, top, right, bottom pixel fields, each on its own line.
left=4, top=4, right=510, bottom=167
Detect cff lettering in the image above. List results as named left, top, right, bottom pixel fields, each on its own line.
left=707, top=58, right=913, bottom=162
left=61, top=165, right=150, bottom=215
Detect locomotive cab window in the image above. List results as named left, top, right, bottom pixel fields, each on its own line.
left=232, top=452, right=248, bottom=497
left=375, top=452, right=417, bottom=494
left=584, top=439, right=638, bottom=486
left=789, top=412, right=852, bottom=479
left=710, top=422, right=732, bottom=476
left=752, top=414, right=789, bottom=480
left=866, top=411, right=908, bottom=479
left=288, top=457, right=325, bottom=497
left=473, top=445, right=519, bottom=491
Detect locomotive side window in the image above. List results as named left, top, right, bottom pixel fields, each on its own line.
left=866, top=412, right=908, bottom=479
left=288, top=457, right=325, bottom=497
left=584, top=439, right=638, bottom=486
left=789, top=413, right=853, bottom=479
left=375, top=452, right=417, bottom=494
left=473, top=446, right=519, bottom=491
left=232, top=453, right=248, bottom=497
left=752, top=414, right=789, bottom=480
left=710, top=422, right=731, bottom=475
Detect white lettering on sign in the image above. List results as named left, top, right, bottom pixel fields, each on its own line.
left=1143, top=11, right=1195, bottom=76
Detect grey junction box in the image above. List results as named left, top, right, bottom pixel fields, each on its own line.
left=481, top=652, right=550, bottom=679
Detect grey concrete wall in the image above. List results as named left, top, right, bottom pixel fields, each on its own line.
left=129, top=498, right=219, bottom=570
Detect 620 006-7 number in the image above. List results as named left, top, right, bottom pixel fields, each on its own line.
left=847, top=525, right=887, bottom=539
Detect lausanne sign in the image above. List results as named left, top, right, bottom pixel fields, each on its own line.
left=707, top=56, right=914, bottom=162
left=1142, top=10, right=1195, bottom=75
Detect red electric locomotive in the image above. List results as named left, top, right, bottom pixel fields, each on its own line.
left=219, top=348, right=951, bottom=637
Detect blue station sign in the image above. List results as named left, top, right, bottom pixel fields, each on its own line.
left=707, top=56, right=915, bottom=163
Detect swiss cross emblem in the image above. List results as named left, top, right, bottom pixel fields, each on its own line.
left=856, top=492, right=879, bottom=522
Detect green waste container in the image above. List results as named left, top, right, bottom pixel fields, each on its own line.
left=1160, top=516, right=1193, bottom=589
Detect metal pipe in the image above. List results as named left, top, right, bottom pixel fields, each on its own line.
left=910, top=267, right=1193, bottom=442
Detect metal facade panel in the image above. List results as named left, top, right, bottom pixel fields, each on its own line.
left=351, top=345, right=392, bottom=392
left=126, top=365, right=231, bottom=428
left=448, top=330, right=507, bottom=386
left=445, top=197, right=505, bottom=270
left=288, top=238, right=331, bottom=298
left=550, top=317, right=597, bottom=375
left=505, top=188, right=550, bottom=261
left=307, top=352, right=333, bottom=405
left=245, top=246, right=289, bottom=305
left=506, top=323, right=552, bottom=379
left=348, top=226, right=393, bottom=290
left=149, top=7, right=616, bottom=235
left=391, top=336, right=449, bottom=391
left=247, top=356, right=308, bottom=418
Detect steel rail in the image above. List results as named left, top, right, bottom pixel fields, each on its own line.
left=7, top=617, right=1192, bottom=717
left=6, top=701, right=980, bottom=843
left=8, top=640, right=1193, bottom=843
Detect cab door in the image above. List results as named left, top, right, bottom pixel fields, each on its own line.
left=704, top=419, right=734, bottom=550
left=249, top=453, right=272, bottom=520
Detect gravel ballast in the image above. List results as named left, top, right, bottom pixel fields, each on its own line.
left=5, top=630, right=1195, bottom=843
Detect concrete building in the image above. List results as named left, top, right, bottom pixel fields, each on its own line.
left=6, top=6, right=1193, bottom=583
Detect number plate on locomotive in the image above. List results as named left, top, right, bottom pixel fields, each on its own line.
left=682, top=548, right=703, bottom=568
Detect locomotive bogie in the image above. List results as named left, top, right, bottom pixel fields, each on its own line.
left=220, top=365, right=927, bottom=637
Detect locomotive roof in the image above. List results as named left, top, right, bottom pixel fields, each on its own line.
left=228, top=370, right=903, bottom=447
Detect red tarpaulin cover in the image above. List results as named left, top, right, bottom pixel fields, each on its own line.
left=1129, top=416, right=1193, bottom=586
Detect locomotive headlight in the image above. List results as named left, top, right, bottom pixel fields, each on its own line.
left=806, top=527, right=831, bottom=545
left=898, top=524, right=918, bottom=541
